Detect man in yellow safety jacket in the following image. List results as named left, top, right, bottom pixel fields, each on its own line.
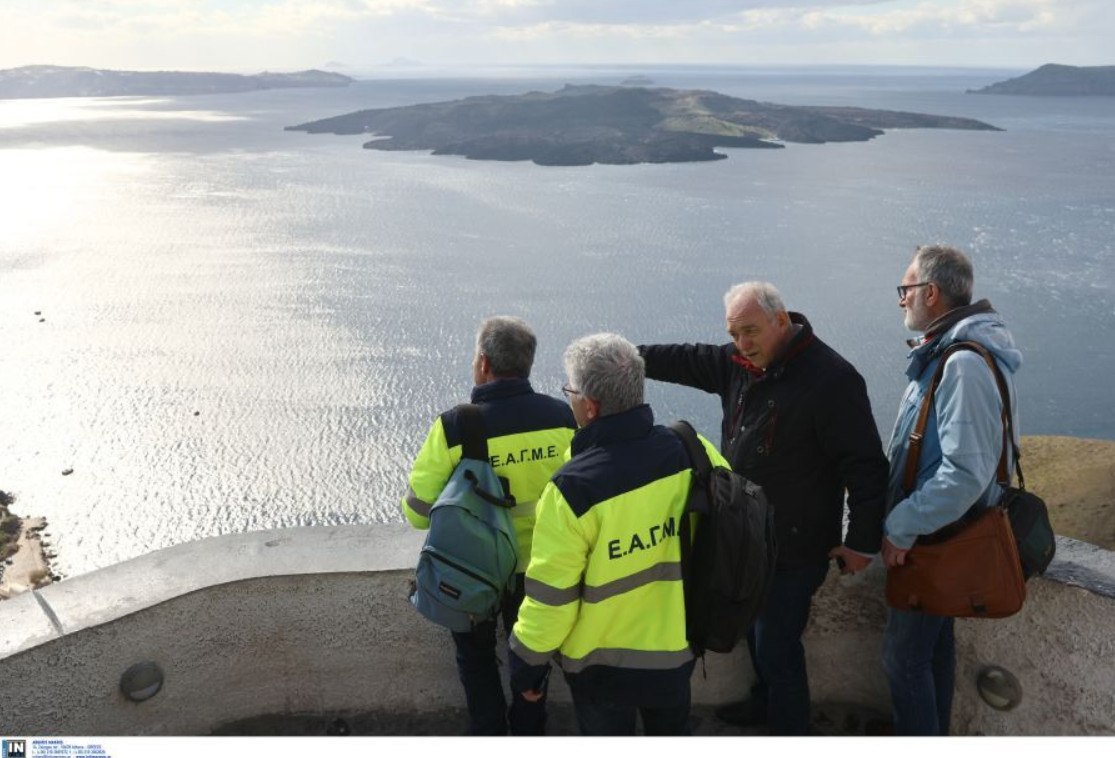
left=402, top=316, right=575, bottom=735
left=509, top=332, right=728, bottom=736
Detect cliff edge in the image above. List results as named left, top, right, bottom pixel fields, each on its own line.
left=1020, top=435, right=1115, bottom=549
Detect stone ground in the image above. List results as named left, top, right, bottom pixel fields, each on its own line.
left=213, top=701, right=892, bottom=737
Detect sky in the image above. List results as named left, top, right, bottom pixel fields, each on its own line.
left=0, top=0, right=1111, bottom=74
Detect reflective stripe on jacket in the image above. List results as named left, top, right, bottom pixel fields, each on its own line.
left=401, top=378, right=576, bottom=572
left=509, top=404, right=728, bottom=704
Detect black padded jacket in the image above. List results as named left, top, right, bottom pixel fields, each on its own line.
left=639, top=313, right=888, bottom=567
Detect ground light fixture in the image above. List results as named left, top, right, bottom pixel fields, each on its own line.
left=976, top=665, right=1022, bottom=711
left=119, top=661, right=164, bottom=703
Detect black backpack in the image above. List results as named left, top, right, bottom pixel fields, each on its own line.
left=671, top=420, right=777, bottom=656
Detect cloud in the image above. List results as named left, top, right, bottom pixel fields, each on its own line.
left=0, top=0, right=1110, bottom=70
left=1, top=0, right=1086, bottom=39
left=808, top=0, right=1065, bottom=37
left=360, top=0, right=1109, bottom=62
left=406, top=1, right=899, bottom=26
left=482, top=0, right=1070, bottom=42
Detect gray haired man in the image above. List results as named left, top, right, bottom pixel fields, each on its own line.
left=510, top=333, right=729, bottom=735
left=882, top=245, right=1022, bottom=735
left=402, top=316, right=576, bottom=735
left=639, top=282, right=888, bottom=735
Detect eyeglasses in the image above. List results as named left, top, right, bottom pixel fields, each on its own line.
left=897, top=282, right=932, bottom=300
left=561, top=384, right=582, bottom=399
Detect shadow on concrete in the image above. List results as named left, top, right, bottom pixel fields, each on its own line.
left=214, top=702, right=892, bottom=737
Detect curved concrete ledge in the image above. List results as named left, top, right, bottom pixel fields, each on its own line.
left=0, top=527, right=1112, bottom=735
left=1043, top=537, right=1115, bottom=599
left=0, top=524, right=750, bottom=735
left=1, top=525, right=422, bottom=659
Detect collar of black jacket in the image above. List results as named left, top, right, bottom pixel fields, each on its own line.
left=905, top=299, right=995, bottom=350
left=571, top=404, right=655, bottom=456
left=470, top=377, right=534, bottom=403
left=759, top=311, right=815, bottom=381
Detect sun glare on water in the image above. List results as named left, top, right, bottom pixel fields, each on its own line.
left=0, top=96, right=246, bottom=129
left=0, top=146, right=151, bottom=249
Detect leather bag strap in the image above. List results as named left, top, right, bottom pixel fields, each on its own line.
left=902, top=341, right=1021, bottom=494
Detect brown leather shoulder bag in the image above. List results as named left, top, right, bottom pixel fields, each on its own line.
left=885, top=341, right=1026, bottom=618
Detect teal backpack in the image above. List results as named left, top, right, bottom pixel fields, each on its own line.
left=410, top=404, right=519, bottom=632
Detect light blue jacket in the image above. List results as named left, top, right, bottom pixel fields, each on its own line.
left=884, top=303, right=1023, bottom=549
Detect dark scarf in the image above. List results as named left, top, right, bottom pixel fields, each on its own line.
left=906, top=299, right=995, bottom=349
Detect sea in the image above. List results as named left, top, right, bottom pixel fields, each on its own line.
left=1, top=65, right=1113, bottom=578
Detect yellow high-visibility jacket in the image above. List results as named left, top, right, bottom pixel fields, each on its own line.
left=509, top=404, right=728, bottom=706
left=402, top=378, right=576, bottom=573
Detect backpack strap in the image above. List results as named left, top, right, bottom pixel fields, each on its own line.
left=669, top=419, right=711, bottom=652
left=456, top=403, right=489, bottom=462
left=903, top=341, right=1019, bottom=496
left=670, top=419, right=714, bottom=485
left=455, top=403, right=514, bottom=503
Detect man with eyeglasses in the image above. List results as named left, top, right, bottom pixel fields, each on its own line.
left=637, top=281, right=889, bottom=735
left=882, top=245, right=1022, bottom=735
left=509, top=332, right=729, bottom=735
left=401, top=316, right=575, bottom=735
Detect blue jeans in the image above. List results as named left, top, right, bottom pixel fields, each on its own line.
left=573, top=689, right=691, bottom=736
left=451, top=574, right=546, bottom=735
left=748, top=561, right=829, bottom=736
left=882, top=608, right=955, bottom=736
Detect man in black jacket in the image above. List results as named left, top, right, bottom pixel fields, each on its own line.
left=640, top=281, right=888, bottom=735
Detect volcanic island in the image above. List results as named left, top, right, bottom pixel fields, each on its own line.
left=287, top=84, right=1001, bottom=166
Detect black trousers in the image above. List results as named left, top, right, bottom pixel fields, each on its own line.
left=450, top=574, right=547, bottom=735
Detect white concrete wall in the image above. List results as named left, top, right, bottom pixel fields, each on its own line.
left=954, top=538, right=1115, bottom=736
left=0, top=524, right=750, bottom=735
left=805, top=537, right=1115, bottom=735
left=0, top=526, right=1112, bottom=735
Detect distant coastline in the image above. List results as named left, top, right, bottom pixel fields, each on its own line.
left=0, top=65, right=353, bottom=99
left=970, top=63, right=1115, bottom=96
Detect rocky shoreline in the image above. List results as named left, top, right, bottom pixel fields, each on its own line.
left=0, top=491, right=55, bottom=600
